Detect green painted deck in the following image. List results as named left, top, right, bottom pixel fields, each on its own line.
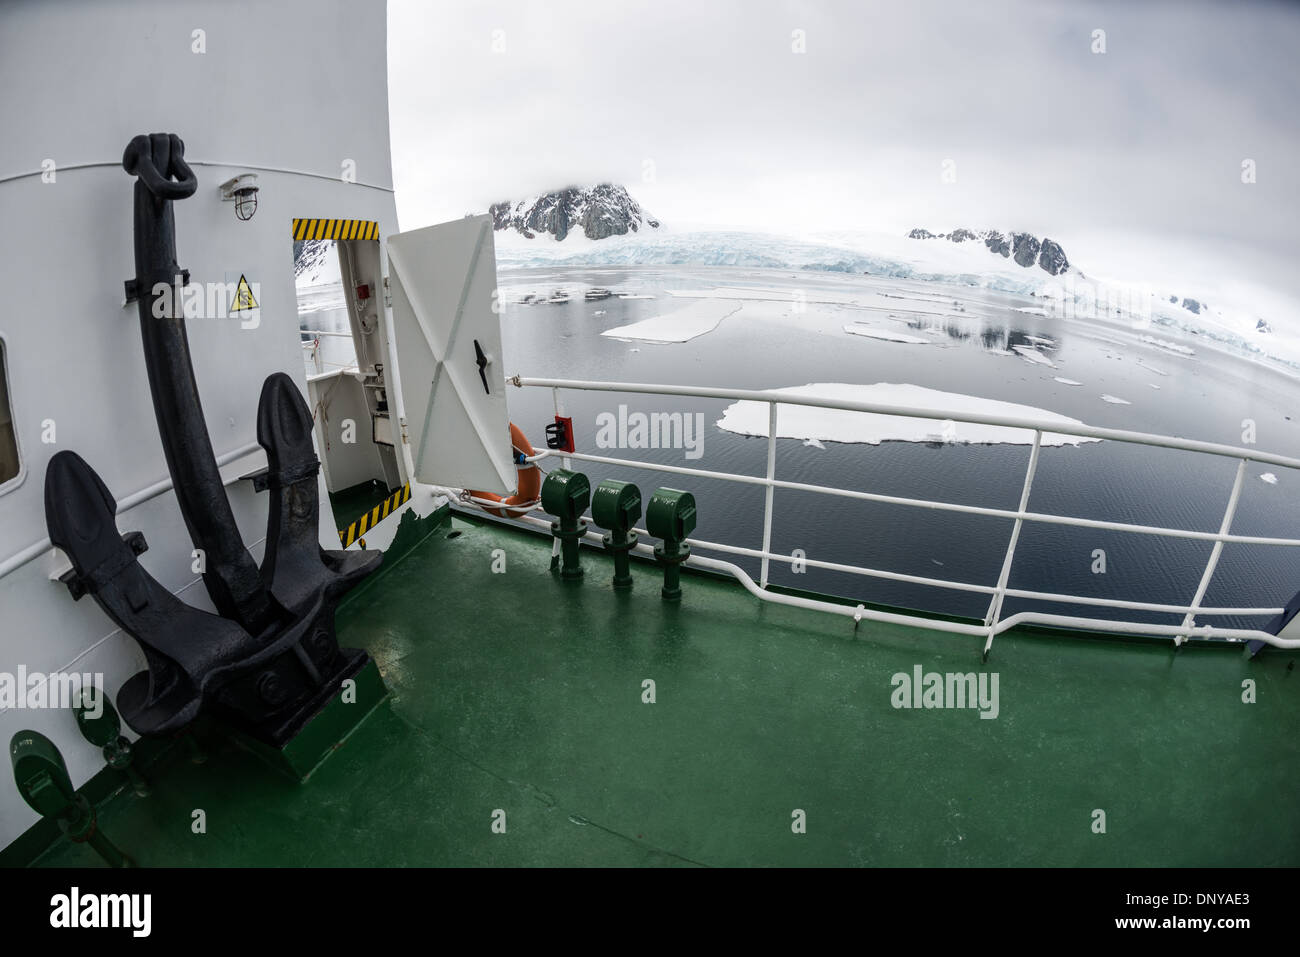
left=34, top=512, right=1300, bottom=867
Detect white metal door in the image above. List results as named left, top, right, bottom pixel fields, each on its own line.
left=385, top=214, right=513, bottom=494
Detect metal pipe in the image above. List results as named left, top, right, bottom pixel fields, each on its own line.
left=759, top=402, right=778, bottom=589
left=516, top=377, right=1300, bottom=471
left=0, top=443, right=262, bottom=582
left=1176, top=459, right=1248, bottom=643
left=0, top=159, right=394, bottom=192
left=633, top=532, right=1281, bottom=616
left=502, top=510, right=1295, bottom=648
left=984, top=430, right=1042, bottom=632
left=550, top=448, right=1300, bottom=547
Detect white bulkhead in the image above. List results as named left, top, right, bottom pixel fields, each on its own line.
left=0, top=0, right=489, bottom=848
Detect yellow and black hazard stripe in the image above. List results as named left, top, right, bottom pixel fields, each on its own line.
left=339, top=483, right=411, bottom=547
left=293, top=218, right=380, bottom=241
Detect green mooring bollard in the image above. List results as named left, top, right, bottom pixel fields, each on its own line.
left=592, top=480, right=642, bottom=589
left=646, top=488, right=696, bottom=601
left=75, top=691, right=150, bottom=797
left=541, top=468, right=591, bottom=581
left=11, top=731, right=135, bottom=867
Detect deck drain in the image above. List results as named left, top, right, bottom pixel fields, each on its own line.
left=446, top=530, right=462, bottom=539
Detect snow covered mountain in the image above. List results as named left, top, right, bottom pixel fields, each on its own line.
left=293, top=239, right=335, bottom=283
left=489, top=184, right=660, bottom=241
left=907, top=228, right=1070, bottom=276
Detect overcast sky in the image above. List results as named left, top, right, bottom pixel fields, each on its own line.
left=388, top=0, right=1300, bottom=305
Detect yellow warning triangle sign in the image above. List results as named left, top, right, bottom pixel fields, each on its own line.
left=231, top=274, right=259, bottom=312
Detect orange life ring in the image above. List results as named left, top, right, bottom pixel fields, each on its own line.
left=468, top=422, right=540, bottom=518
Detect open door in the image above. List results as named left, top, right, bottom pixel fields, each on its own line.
left=385, top=214, right=514, bottom=495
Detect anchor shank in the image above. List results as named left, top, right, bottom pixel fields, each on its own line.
left=123, top=132, right=276, bottom=634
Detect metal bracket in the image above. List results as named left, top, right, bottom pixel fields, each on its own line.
left=124, top=269, right=188, bottom=305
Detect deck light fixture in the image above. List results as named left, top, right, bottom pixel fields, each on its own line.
left=219, top=172, right=260, bottom=221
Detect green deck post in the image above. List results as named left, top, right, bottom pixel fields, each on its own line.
left=75, top=692, right=150, bottom=797
left=541, top=469, right=591, bottom=582
left=592, top=479, right=642, bottom=589
left=11, top=731, right=135, bottom=867
left=646, top=488, right=696, bottom=601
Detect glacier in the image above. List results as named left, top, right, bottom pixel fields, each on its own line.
left=495, top=228, right=1300, bottom=373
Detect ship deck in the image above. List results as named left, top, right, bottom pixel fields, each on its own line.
left=34, top=510, right=1300, bottom=867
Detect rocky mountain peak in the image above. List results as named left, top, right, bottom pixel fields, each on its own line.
left=490, top=184, right=660, bottom=241
left=909, top=227, right=1071, bottom=276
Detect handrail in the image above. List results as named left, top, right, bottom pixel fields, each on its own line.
left=491, top=510, right=1298, bottom=650
left=547, top=448, right=1300, bottom=547
left=0, top=442, right=264, bottom=581
left=513, top=377, right=1300, bottom=472
left=506, top=375, right=1300, bottom=652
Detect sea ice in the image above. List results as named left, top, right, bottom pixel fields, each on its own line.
left=601, top=300, right=742, bottom=343
left=1013, top=345, right=1056, bottom=368
left=843, top=324, right=930, bottom=344
left=1053, top=377, right=1083, bottom=386
left=716, top=383, right=1100, bottom=447
left=1260, top=473, right=1278, bottom=484
left=1100, top=394, right=1131, bottom=404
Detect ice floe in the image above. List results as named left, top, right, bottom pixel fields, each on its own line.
left=842, top=324, right=929, bottom=344
left=601, top=300, right=741, bottom=343
left=1100, top=394, right=1131, bottom=405
left=716, top=383, right=1100, bottom=447
left=1260, top=473, right=1278, bottom=484
left=1012, top=345, right=1057, bottom=368
left=1053, top=377, right=1083, bottom=386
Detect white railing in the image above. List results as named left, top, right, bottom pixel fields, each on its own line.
left=493, top=376, right=1300, bottom=654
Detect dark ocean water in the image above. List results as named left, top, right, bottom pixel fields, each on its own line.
left=492, top=265, right=1300, bottom=632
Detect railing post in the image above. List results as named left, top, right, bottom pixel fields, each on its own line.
left=760, top=401, right=778, bottom=589
left=551, top=386, right=570, bottom=563
left=1176, top=458, right=1248, bottom=645
left=984, top=430, right=1043, bottom=637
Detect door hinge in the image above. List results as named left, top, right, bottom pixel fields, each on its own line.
left=382, top=275, right=392, bottom=308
